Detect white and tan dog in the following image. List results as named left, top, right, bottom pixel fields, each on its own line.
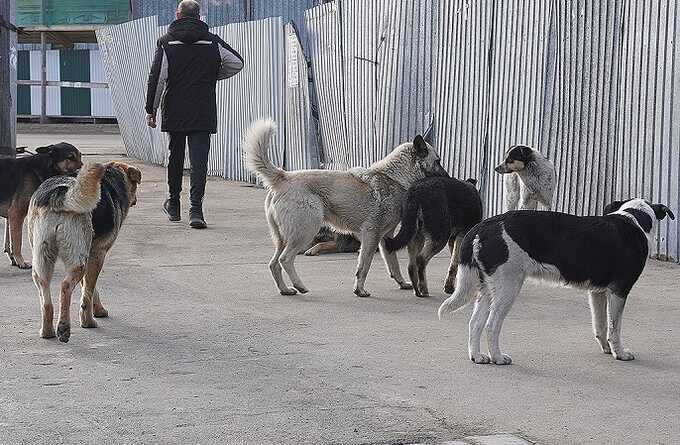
left=495, top=145, right=556, bottom=211
left=243, top=119, right=449, bottom=297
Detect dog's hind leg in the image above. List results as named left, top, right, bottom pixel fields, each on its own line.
left=406, top=235, right=424, bottom=297
left=265, top=194, right=297, bottom=295
left=607, top=292, right=634, bottom=361
left=80, top=253, right=105, bottom=328
left=486, top=273, right=524, bottom=365
left=92, top=288, right=108, bottom=318
left=353, top=230, right=381, bottom=298
left=56, top=264, right=85, bottom=343
left=414, top=237, right=447, bottom=298
left=32, top=254, right=56, bottom=339
left=378, top=239, right=412, bottom=290
left=444, top=232, right=464, bottom=294
left=469, top=290, right=491, bottom=364
left=276, top=206, right=321, bottom=294
left=589, top=290, right=610, bottom=354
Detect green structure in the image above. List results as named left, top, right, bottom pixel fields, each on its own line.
left=17, top=0, right=130, bottom=27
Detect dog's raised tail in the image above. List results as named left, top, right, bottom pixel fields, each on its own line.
left=59, top=163, right=106, bottom=213
left=384, top=197, right=420, bottom=252
left=438, top=265, right=479, bottom=319
left=243, top=119, right=286, bottom=188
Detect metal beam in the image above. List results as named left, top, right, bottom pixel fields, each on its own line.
left=46, top=31, right=73, bottom=49
left=17, top=80, right=109, bottom=89
left=40, top=30, right=46, bottom=124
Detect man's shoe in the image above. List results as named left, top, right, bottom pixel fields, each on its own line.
left=189, top=207, right=207, bottom=229
left=163, top=199, right=181, bottom=222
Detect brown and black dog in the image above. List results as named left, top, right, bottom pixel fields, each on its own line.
left=0, top=143, right=83, bottom=269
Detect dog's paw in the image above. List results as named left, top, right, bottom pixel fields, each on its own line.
left=56, top=322, right=71, bottom=343
left=470, top=352, right=491, bottom=364
left=93, top=305, right=109, bottom=318
left=353, top=288, right=371, bottom=298
left=599, top=343, right=612, bottom=354
left=16, top=261, right=32, bottom=270
left=294, top=284, right=309, bottom=294
left=303, top=248, right=319, bottom=256
left=613, top=349, right=635, bottom=361
left=80, top=316, right=98, bottom=329
left=40, top=326, right=56, bottom=339
left=398, top=281, right=413, bottom=290
left=492, top=353, right=513, bottom=365
left=280, top=288, right=298, bottom=296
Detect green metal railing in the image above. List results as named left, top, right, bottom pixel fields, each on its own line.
left=17, top=0, right=130, bottom=27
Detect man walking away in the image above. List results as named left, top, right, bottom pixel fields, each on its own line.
left=145, top=0, right=243, bottom=229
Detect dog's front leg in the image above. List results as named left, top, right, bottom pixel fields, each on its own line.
left=589, top=290, right=611, bottom=354
left=7, top=208, right=31, bottom=269
left=378, top=240, right=412, bottom=290
left=354, top=231, right=380, bottom=297
left=607, top=293, right=635, bottom=361
left=3, top=218, right=10, bottom=257
left=444, top=233, right=464, bottom=294
left=81, top=254, right=106, bottom=328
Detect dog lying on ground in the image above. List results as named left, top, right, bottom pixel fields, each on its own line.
left=495, top=145, right=556, bottom=211
left=384, top=177, right=482, bottom=298
left=244, top=118, right=448, bottom=297
left=0, top=143, right=83, bottom=269
left=302, top=227, right=360, bottom=256
left=28, top=161, right=141, bottom=343
left=438, top=198, right=674, bottom=365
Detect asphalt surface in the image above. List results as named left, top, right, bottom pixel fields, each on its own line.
left=1, top=131, right=678, bottom=444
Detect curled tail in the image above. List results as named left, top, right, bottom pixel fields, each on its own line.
left=57, top=163, right=106, bottom=213
left=438, top=264, right=480, bottom=319
left=384, top=197, right=421, bottom=252
left=243, top=119, right=286, bottom=188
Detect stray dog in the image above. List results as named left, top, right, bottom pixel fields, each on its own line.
left=495, top=145, right=556, bottom=211
left=438, top=198, right=674, bottom=365
left=28, top=161, right=141, bottom=342
left=0, top=143, right=83, bottom=268
left=243, top=119, right=448, bottom=297
left=384, top=177, right=482, bottom=298
left=303, top=227, right=360, bottom=256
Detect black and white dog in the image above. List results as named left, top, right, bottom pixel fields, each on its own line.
left=438, top=198, right=674, bottom=365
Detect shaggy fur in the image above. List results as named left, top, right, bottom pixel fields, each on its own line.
left=0, top=143, right=82, bottom=269
left=495, top=145, right=556, bottom=211
left=384, top=177, right=483, bottom=298
left=438, top=198, right=674, bottom=365
left=243, top=118, right=448, bottom=297
left=27, top=162, right=141, bottom=343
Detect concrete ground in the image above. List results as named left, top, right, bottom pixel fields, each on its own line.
left=1, top=130, right=678, bottom=445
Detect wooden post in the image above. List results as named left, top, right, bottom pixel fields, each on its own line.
left=40, top=31, right=47, bottom=124
left=0, top=0, right=16, bottom=156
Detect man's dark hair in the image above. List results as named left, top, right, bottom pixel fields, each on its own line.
left=177, top=0, right=200, bottom=18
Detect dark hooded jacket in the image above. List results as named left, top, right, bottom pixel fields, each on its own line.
left=145, top=17, right=244, bottom=134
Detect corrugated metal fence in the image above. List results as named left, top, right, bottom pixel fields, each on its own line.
left=99, top=0, right=680, bottom=261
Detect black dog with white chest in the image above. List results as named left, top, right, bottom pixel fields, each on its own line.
left=439, top=198, right=674, bottom=366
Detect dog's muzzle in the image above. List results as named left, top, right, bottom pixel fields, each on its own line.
left=494, top=164, right=509, bottom=174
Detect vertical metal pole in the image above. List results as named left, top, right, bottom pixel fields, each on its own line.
left=245, top=0, right=252, bottom=21
left=0, top=0, right=16, bottom=156
left=40, top=30, right=46, bottom=124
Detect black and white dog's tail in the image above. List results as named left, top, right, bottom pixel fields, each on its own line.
left=384, top=197, right=420, bottom=252
left=438, top=264, right=480, bottom=318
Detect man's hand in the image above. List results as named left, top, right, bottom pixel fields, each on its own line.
left=146, top=113, right=157, bottom=128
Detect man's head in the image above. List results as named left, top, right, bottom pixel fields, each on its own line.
left=176, top=0, right=200, bottom=19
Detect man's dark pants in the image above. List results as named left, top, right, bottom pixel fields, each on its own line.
left=167, top=131, right=210, bottom=209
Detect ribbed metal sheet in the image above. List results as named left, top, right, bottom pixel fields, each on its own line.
left=131, top=0, right=246, bottom=26
left=97, top=16, right=164, bottom=165
left=97, top=16, right=286, bottom=183
left=210, top=17, right=286, bottom=182
left=305, top=2, right=349, bottom=169
left=615, top=0, right=680, bottom=261
left=89, top=50, right=114, bottom=117
left=284, top=22, right=320, bottom=170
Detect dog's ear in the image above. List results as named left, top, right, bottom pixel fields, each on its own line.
left=465, top=178, right=478, bottom=186
left=650, top=204, right=675, bottom=221
left=518, top=145, right=534, bottom=160
left=126, top=166, right=142, bottom=184
left=604, top=200, right=626, bottom=215
left=413, top=135, right=428, bottom=158
left=35, top=145, right=53, bottom=154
